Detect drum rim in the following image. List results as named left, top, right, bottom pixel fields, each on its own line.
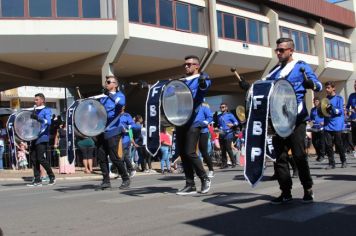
left=73, top=98, right=108, bottom=137
left=270, top=79, right=297, bottom=138
left=161, top=80, right=194, bottom=126
left=14, top=110, right=41, bottom=141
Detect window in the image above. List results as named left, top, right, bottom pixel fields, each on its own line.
left=339, top=43, right=346, bottom=61
left=142, top=0, right=156, bottom=24
left=259, top=22, right=268, bottom=46
left=129, top=0, right=139, bottom=22
left=325, top=38, right=351, bottom=61
left=160, top=0, right=173, bottom=28
left=217, top=12, right=223, bottom=37
left=345, top=46, right=351, bottom=62
left=301, top=33, right=309, bottom=54
left=291, top=31, right=301, bottom=51
left=82, top=0, right=100, bottom=18
left=332, top=43, right=339, bottom=59
left=29, top=0, right=51, bottom=17
left=325, top=38, right=332, bottom=58
left=223, top=14, right=234, bottom=39
left=236, top=17, right=246, bottom=41
left=280, top=27, right=315, bottom=54
left=176, top=2, right=189, bottom=31
left=1, top=0, right=24, bottom=17
left=57, top=0, right=78, bottom=17
left=248, top=20, right=258, bottom=43
left=281, top=28, right=289, bottom=38
left=191, top=5, right=203, bottom=33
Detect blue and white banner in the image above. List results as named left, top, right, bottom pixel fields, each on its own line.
left=66, top=100, right=80, bottom=164
left=6, top=113, right=17, bottom=167
left=170, top=130, right=179, bottom=162
left=145, top=80, right=167, bottom=156
left=244, top=81, right=274, bottom=187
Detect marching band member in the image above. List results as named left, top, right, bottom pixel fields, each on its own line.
left=346, top=80, right=356, bottom=155
left=176, top=55, right=212, bottom=195
left=217, top=103, right=239, bottom=169
left=309, top=97, right=325, bottom=162
left=27, top=93, right=56, bottom=187
left=267, top=38, right=322, bottom=204
left=95, top=75, right=130, bottom=190
left=323, top=81, right=347, bottom=169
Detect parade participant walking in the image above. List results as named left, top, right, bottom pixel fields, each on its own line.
left=27, top=93, right=56, bottom=186
left=266, top=38, right=322, bottom=204
left=176, top=55, right=212, bottom=195
left=96, top=75, right=130, bottom=190
left=217, top=103, right=239, bottom=169
left=309, top=97, right=325, bottom=162
left=323, top=81, right=347, bottom=169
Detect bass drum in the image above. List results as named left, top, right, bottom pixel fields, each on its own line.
left=161, top=80, right=193, bottom=126
left=246, top=79, right=297, bottom=138
left=74, top=99, right=107, bottom=137
left=14, top=110, right=42, bottom=141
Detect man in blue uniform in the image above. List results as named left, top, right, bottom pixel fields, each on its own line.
left=309, top=97, right=325, bottom=162
left=217, top=103, right=239, bottom=169
left=267, top=38, right=322, bottom=204
left=27, top=93, right=56, bottom=186
left=323, top=81, right=347, bottom=169
left=96, top=75, right=130, bottom=190
left=346, top=80, right=356, bottom=152
left=176, top=55, right=212, bottom=195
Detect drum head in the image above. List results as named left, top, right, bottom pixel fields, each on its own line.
left=74, top=99, right=107, bottom=137
left=270, top=80, right=297, bottom=138
left=14, top=111, right=41, bottom=141
left=162, top=80, right=193, bottom=126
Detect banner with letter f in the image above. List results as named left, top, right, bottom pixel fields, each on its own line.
left=244, top=81, right=274, bottom=187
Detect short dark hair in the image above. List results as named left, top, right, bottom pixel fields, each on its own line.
left=35, top=93, right=45, bottom=100
left=313, top=97, right=320, bottom=101
left=184, top=55, right=200, bottom=63
left=325, top=81, right=336, bottom=88
left=220, top=102, right=228, bottom=107
left=276, top=37, right=295, bottom=49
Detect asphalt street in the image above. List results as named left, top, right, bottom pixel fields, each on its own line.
left=0, top=156, right=356, bottom=236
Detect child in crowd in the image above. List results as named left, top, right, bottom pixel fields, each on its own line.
left=16, top=141, right=29, bottom=170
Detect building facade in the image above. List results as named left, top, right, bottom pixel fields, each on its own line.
left=0, top=0, right=355, bottom=113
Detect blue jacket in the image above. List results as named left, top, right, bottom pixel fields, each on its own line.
left=118, top=113, right=135, bottom=149
left=191, top=105, right=213, bottom=133
left=267, top=61, right=322, bottom=123
left=183, top=73, right=212, bottom=128
left=131, top=123, right=143, bottom=146
left=34, top=106, right=52, bottom=144
left=324, top=95, right=344, bottom=132
left=346, top=92, right=356, bottom=110
left=309, top=107, right=324, bottom=130
left=218, top=112, right=238, bottom=139
left=100, top=91, right=126, bottom=139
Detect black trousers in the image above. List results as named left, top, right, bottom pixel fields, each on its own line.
left=176, top=126, right=208, bottom=186
left=199, top=132, right=214, bottom=171
left=219, top=135, right=236, bottom=166
left=342, top=132, right=353, bottom=153
left=311, top=130, right=325, bottom=158
left=97, top=134, right=129, bottom=184
left=352, top=126, right=356, bottom=146
left=273, top=122, right=313, bottom=194
left=30, top=142, right=55, bottom=182
left=123, top=146, right=133, bottom=172
left=137, top=146, right=152, bottom=170
left=324, top=131, right=346, bottom=166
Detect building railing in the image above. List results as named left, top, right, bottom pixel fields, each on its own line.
left=129, top=0, right=207, bottom=35
left=0, top=0, right=115, bottom=19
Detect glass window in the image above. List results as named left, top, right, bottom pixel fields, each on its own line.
left=82, top=0, right=100, bottom=18
left=1, top=0, right=24, bottom=17
left=160, top=0, right=173, bottom=28
left=176, top=3, right=189, bottom=31
left=236, top=17, right=246, bottom=41
left=191, top=5, right=203, bottom=33
left=259, top=22, right=269, bottom=46
left=129, top=0, right=139, bottom=22
left=339, top=43, right=346, bottom=61
left=325, top=38, right=332, bottom=58
left=57, top=0, right=78, bottom=17
left=281, top=28, right=290, bottom=38
left=223, top=14, right=234, bottom=39
left=29, top=0, right=52, bottom=17
left=291, top=31, right=301, bottom=51
left=310, top=35, right=316, bottom=55
left=217, top=12, right=223, bottom=37
left=332, top=41, right=339, bottom=59
left=345, top=45, right=351, bottom=62
left=248, top=19, right=258, bottom=43
left=301, top=33, right=309, bottom=53
left=142, top=0, right=156, bottom=24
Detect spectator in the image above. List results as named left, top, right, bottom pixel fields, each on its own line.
left=16, top=141, right=29, bottom=170
left=160, top=127, right=172, bottom=174
left=77, top=137, right=95, bottom=174
left=0, top=121, right=5, bottom=170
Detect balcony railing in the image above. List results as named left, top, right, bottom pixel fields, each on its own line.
left=0, top=0, right=115, bottom=19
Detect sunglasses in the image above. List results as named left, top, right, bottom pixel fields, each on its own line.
left=220, top=106, right=226, bottom=109
left=183, top=63, right=198, bottom=67
left=106, top=80, right=116, bottom=84
left=274, top=48, right=291, bottom=53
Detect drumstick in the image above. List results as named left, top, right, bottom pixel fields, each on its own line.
left=230, top=67, right=242, bottom=82
left=76, top=86, right=83, bottom=99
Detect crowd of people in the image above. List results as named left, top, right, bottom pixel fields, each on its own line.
left=0, top=37, right=355, bottom=205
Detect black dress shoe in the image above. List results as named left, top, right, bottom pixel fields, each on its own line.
left=119, top=180, right=131, bottom=190
left=95, top=182, right=111, bottom=191
left=220, top=165, right=228, bottom=169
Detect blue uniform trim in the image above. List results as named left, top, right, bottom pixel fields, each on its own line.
left=324, top=95, right=344, bottom=131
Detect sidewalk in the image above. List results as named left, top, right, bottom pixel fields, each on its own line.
left=0, top=162, right=162, bottom=182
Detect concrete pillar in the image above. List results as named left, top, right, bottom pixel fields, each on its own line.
left=101, top=0, right=130, bottom=84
